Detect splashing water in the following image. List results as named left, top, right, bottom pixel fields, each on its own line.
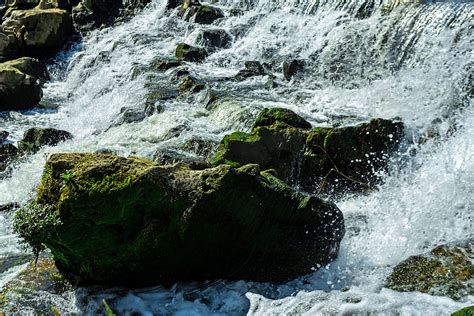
left=0, top=0, right=472, bottom=313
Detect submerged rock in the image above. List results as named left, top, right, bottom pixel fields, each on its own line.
left=0, top=258, right=73, bottom=314
left=14, top=153, right=345, bottom=286
left=235, top=61, right=272, bottom=81
left=18, top=127, right=73, bottom=153
left=0, top=130, right=8, bottom=143
left=385, top=239, right=473, bottom=301
left=0, top=143, right=18, bottom=172
left=283, top=59, right=304, bottom=81
left=0, top=57, right=45, bottom=111
left=0, top=202, right=19, bottom=212
left=175, top=43, right=208, bottom=62
left=211, top=108, right=404, bottom=193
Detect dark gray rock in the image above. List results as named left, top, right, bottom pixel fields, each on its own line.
left=195, top=28, right=232, bottom=52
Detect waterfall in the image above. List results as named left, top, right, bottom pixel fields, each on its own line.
left=0, top=0, right=472, bottom=313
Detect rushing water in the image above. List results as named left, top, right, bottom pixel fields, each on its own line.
left=0, top=0, right=473, bottom=314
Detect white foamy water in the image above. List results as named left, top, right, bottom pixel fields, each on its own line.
left=0, top=0, right=472, bottom=314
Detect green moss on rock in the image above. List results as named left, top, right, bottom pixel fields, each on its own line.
left=210, top=110, right=404, bottom=193
left=14, top=153, right=345, bottom=286
left=175, top=43, right=208, bottom=62
left=253, top=107, right=312, bottom=130
left=452, top=306, right=474, bottom=316
left=386, top=239, right=474, bottom=301
left=210, top=125, right=307, bottom=182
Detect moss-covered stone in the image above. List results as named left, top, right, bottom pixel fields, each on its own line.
left=18, top=127, right=73, bottom=153
left=14, top=153, right=345, bottom=286
left=210, top=124, right=307, bottom=183
left=0, top=59, right=43, bottom=111
left=211, top=111, right=404, bottom=193
left=452, top=306, right=474, bottom=316
left=301, top=118, right=404, bottom=192
left=252, top=107, right=312, bottom=130
left=386, top=239, right=474, bottom=301
left=175, top=43, right=208, bottom=62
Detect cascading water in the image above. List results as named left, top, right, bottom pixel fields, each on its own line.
left=0, top=0, right=472, bottom=313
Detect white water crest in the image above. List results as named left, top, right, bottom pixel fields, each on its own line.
left=0, top=0, right=472, bottom=313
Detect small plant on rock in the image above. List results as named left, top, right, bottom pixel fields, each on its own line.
left=13, top=202, right=61, bottom=263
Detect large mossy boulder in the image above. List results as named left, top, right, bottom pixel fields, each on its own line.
left=2, top=8, right=73, bottom=57
left=385, top=239, right=473, bottom=301
left=14, top=153, right=345, bottom=286
left=0, top=57, right=45, bottom=111
left=452, top=306, right=474, bottom=316
left=211, top=108, right=404, bottom=193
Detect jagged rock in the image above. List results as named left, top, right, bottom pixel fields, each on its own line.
left=210, top=109, right=404, bottom=193
left=14, top=153, right=345, bottom=286
left=18, top=127, right=73, bottom=153
left=175, top=43, right=208, bottom=62
left=0, top=143, right=18, bottom=171
left=189, top=5, right=223, bottom=24
left=2, top=8, right=73, bottom=57
left=386, top=239, right=473, bottom=301
left=253, top=107, right=312, bottom=129
left=0, top=58, right=44, bottom=111
left=194, top=28, right=232, bottom=52
left=283, top=59, right=304, bottom=81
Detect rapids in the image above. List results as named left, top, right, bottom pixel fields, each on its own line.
left=0, top=0, right=472, bottom=313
